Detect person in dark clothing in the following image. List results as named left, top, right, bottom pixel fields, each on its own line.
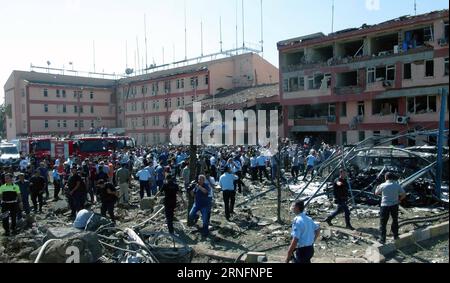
left=324, top=169, right=354, bottom=230
left=66, top=167, right=85, bottom=219
left=97, top=180, right=118, bottom=223
left=0, top=174, right=22, bottom=236
left=29, top=171, right=46, bottom=213
left=38, top=163, right=49, bottom=200
left=162, top=175, right=181, bottom=234
left=16, top=173, right=31, bottom=218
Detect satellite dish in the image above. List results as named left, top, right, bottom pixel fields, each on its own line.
left=125, top=68, right=134, bottom=75
left=47, top=61, right=51, bottom=66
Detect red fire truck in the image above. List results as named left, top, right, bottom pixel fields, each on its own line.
left=19, top=137, right=55, bottom=159
left=67, top=135, right=136, bottom=159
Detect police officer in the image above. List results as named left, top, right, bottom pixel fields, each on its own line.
left=286, top=200, right=320, bottom=264
left=0, top=174, right=23, bottom=236
left=324, top=169, right=355, bottom=230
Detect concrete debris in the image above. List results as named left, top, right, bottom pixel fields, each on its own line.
left=31, top=232, right=103, bottom=263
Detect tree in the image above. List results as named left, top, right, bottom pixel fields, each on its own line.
left=0, top=104, right=6, bottom=139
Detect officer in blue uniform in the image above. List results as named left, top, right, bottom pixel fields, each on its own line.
left=286, top=200, right=320, bottom=263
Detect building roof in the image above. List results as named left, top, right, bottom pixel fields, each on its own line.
left=278, top=9, right=449, bottom=50
left=186, top=83, right=279, bottom=109
left=8, top=70, right=116, bottom=89
left=118, top=53, right=256, bottom=85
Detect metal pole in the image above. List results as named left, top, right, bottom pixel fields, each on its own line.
left=436, top=88, right=448, bottom=199
left=277, top=139, right=282, bottom=223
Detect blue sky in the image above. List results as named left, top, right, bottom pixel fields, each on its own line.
left=1, top=0, right=448, bottom=103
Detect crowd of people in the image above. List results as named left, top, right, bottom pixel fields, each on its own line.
left=0, top=136, right=407, bottom=263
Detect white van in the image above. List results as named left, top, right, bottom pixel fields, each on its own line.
left=0, top=142, right=20, bottom=167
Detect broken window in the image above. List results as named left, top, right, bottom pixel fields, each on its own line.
left=289, top=77, right=299, bottom=92
left=404, top=26, right=434, bottom=50
left=445, top=58, right=449, bottom=76
left=337, top=71, right=358, bottom=87
left=285, top=51, right=305, bottom=66
left=313, top=74, right=324, bottom=90
left=367, top=67, right=376, bottom=84
left=299, top=77, right=305, bottom=90
left=329, top=104, right=336, bottom=117
left=444, top=22, right=449, bottom=42
left=358, top=101, right=365, bottom=116
left=310, top=45, right=333, bottom=63
left=336, top=39, right=364, bottom=58
left=340, top=102, right=347, bottom=117
left=359, top=131, right=366, bottom=142
left=425, top=60, right=434, bottom=77
left=372, top=98, right=398, bottom=116
left=386, top=65, right=395, bottom=81
left=283, top=79, right=289, bottom=92
left=371, top=33, right=398, bottom=56
left=404, top=63, right=412, bottom=79
left=408, top=95, right=437, bottom=114
left=308, top=76, right=314, bottom=90
left=342, top=132, right=347, bottom=145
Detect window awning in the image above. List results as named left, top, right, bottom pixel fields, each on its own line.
left=290, top=126, right=329, bottom=132
left=376, top=85, right=448, bottom=100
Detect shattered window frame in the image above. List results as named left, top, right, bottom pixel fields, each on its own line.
left=367, top=67, right=376, bottom=84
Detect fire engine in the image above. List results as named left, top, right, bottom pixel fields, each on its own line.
left=18, top=137, right=55, bottom=159
left=72, top=135, right=136, bottom=159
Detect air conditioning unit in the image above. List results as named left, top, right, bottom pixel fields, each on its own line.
left=396, top=116, right=410, bottom=125
left=439, top=38, right=448, bottom=46
left=383, top=80, right=393, bottom=87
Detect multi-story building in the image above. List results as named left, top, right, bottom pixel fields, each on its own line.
left=4, top=53, right=279, bottom=144
left=117, top=53, right=278, bottom=145
left=278, top=9, right=449, bottom=146
left=4, top=71, right=117, bottom=140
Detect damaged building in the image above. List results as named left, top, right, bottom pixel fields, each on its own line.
left=278, top=9, right=449, bottom=145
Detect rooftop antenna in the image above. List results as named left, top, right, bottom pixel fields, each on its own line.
left=93, top=41, right=96, bottom=73
left=260, top=0, right=264, bottom=56
left=219, top=16, right=223, bottom=53
left=201, top=20, right=204, bottom=56
left=162, top=47, right=165, bottom=65
left=184, top=0, right=187, bottom=61
left=173, top=43, right=176, bottom=63
left=136, top=36, right=140, bottom=75
left=242, top=0, right=245, bottom=48
left=331, top=0, right=335, bottom=33
left=414, top=0, right=417, bottom=15
left=125, top=41, right=129, bottom=68
left=144, top=14, right=148, bottom=70
left=235, top=0, right=238, bottom=55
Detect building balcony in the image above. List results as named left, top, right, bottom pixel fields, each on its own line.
left=334, top=86, right=364, bottom=95
left=293, top=116, right=337, bottom=126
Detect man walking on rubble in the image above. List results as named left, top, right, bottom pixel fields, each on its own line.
left=189, top=175, right=212, bottom=238
left=375, top=172, right=406, bottom=244
left=286, top=200, right=320, bottom=264
left=162, top=175, right=181, bottom=234
left=115, top=162, right=130, bottom=206
left=97, top=180, right=118, bottom=223
left=219, top=167, right=239, bottom=221
left=324, top=169, right=355, bottom=230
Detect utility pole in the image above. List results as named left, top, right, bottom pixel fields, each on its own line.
left=277, top=138, right=282, bottom=223
left=435, top=88, right=448, bottom=199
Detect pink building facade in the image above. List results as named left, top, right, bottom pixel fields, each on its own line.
left=278, top=10, right=449, bottom=146
left=4, top=53, right=279, bottom=144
